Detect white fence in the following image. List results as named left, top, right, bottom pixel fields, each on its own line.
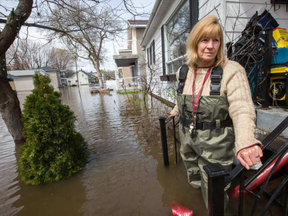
left=116, top=76, right=142, bottom=91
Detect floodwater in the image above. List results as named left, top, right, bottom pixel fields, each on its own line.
left=0, top=86, right=283, bottom=216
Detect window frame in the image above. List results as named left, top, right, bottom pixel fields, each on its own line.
left=147, top=39, right=156, bottom=67
left=165, top=0, right=190, bottom=75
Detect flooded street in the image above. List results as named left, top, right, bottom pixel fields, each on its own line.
left=0, top=86, right=284, bottom=216
left=0, top=86, right=207, bottom=216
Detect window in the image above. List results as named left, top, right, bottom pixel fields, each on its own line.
left=147, top=40, right=155, bottom=67
left=147, top=47, right=150, bottom=65
left=166, top=0, right=190, bottom=74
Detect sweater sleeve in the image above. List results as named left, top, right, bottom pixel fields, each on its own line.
left=224, top=61, right=262, bottom=153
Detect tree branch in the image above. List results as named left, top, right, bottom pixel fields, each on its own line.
left=0, top=18, right=66, bottom=33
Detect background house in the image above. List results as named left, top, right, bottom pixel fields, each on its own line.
left=66, top=69, right=97, bottom=86
left=141, top=0, right=288, bottom=103
left=67, top=72, right=77, bottom=86
left=41, top=66, right=61, bottom=89
left=8, top=69, right=47, bottom=92
left=59, top=70, right=75, bottom=86
left=113, top=20, right=148, bottom=90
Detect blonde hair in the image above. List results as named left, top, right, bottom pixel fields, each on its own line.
left=186, top=15, right=225, bottom=68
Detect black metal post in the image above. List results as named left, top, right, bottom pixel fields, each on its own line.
left=161, top=26, right=166, bottom=75
left=159, top=116, right=169, bottom=166
left=172, top=117, right=178, bottom=163
left=253, top=36, right=260, bottom=102
left=204, top=163, right=229, bottom=216
left=226, top=42, right=233, bottom=60
left=285, top=76, right=288, bottom=106
left=189, top=0, right=199, bottom=31
left=261, top=28, right=273, bottom=108
left=283, top=181, right=288, bottom=216
left=238, top=171, right=245, bottom=216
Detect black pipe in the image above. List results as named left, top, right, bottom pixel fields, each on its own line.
left=159, top=116, right=169, bottom=166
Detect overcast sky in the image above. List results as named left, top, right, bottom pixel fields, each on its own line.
left=0, top=0, right=156, bottom=72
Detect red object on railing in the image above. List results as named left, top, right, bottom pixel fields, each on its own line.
left=228, top=152, right=288, bottom=199
left=171, top=203, right=193, bottom=216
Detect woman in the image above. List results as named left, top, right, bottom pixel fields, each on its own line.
left=169, top=15, right=263, bottom=208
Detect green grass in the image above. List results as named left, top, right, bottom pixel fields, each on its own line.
left=118, top=90, right=140, bottom=94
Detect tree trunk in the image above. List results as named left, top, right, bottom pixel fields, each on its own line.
left=92, top=60, right=104, bottom=88
left=0, top=54, right=24, bottom=144
left=0, top=0, right=33, bottom=56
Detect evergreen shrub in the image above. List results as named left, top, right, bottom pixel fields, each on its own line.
left=19, top=74, right=88, bottom=185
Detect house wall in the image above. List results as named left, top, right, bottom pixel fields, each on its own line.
left=68, top=75, right=77, bottom=86
left=136, top=28, right=147, bottom=78
left=199, top=0, right=288, bottom=45
left=122, top=67, right=132, bottom=85
left=145, top=0, right=288, bottom=104
left=132, top=28, right=138, bottom=55
left=14, top=77, right=34, bottom=92
left=48, top=71, right=60, bottom=89
left=78, top=71, right=89, bottom=85
left=145, top=0, right=183, bottom=103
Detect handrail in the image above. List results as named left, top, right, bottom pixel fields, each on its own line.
left=159, top=114, right=288, bottom=215
left=225, top=115, right=288, bottom=187
left=250, top=147, right=288, bottom=216
left=207, top=115, right=288, bottom=216
left=158, top=116, right=180, bottom=166
left=244, top=144, right=288, bottom=188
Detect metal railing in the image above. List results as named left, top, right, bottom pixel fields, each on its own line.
left=116, top=76, right=142, bottom=91
left=158, top=116, right=180, bottom=166
left=159, top=115, right=288, bottom=215
left=205, top=116, right=288, bottom=216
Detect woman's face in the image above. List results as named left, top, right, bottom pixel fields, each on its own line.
left=197, top=36, right=220, bottom=67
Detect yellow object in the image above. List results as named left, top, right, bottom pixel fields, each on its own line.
left=273, top=28, right=288, bottom=48
left=270, top=67, right=288, bottom=80
left=8, top=80, right=16, bottom=91
left=269, top=81, right=285, bottom=101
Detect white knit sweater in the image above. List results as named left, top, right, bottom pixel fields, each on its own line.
left=171, top=59, right=261, bottom=153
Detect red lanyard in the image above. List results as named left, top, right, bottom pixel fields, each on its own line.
left=192, top=67, right=212, bottom=114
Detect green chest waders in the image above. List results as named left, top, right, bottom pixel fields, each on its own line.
left=177, top=65, right=235, bottom=209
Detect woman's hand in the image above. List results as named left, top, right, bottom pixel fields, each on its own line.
left=169, top=111, right=176, bottom=118
left=236, top=145, right=263, bottom=170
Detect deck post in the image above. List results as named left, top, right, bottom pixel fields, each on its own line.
left=159, top=116, right=169, bottom=166
left=204, top=163, right=228, bottom=216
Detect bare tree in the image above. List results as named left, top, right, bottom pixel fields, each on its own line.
left=7, top=39, right=52, bottom=70
left=50, top=48, right=75, bottom=70
left=38, top=0, right=125, bottom=88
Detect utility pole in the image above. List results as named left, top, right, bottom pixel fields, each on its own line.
left=75, top=51, right=80, bottom=88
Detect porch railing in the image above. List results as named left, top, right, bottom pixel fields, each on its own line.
left=116, top=76, right=142, bottom=91
left=159, top=115, right=288, bottom=215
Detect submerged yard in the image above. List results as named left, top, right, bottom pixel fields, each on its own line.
left=0, top=86, right=283, bottom=216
